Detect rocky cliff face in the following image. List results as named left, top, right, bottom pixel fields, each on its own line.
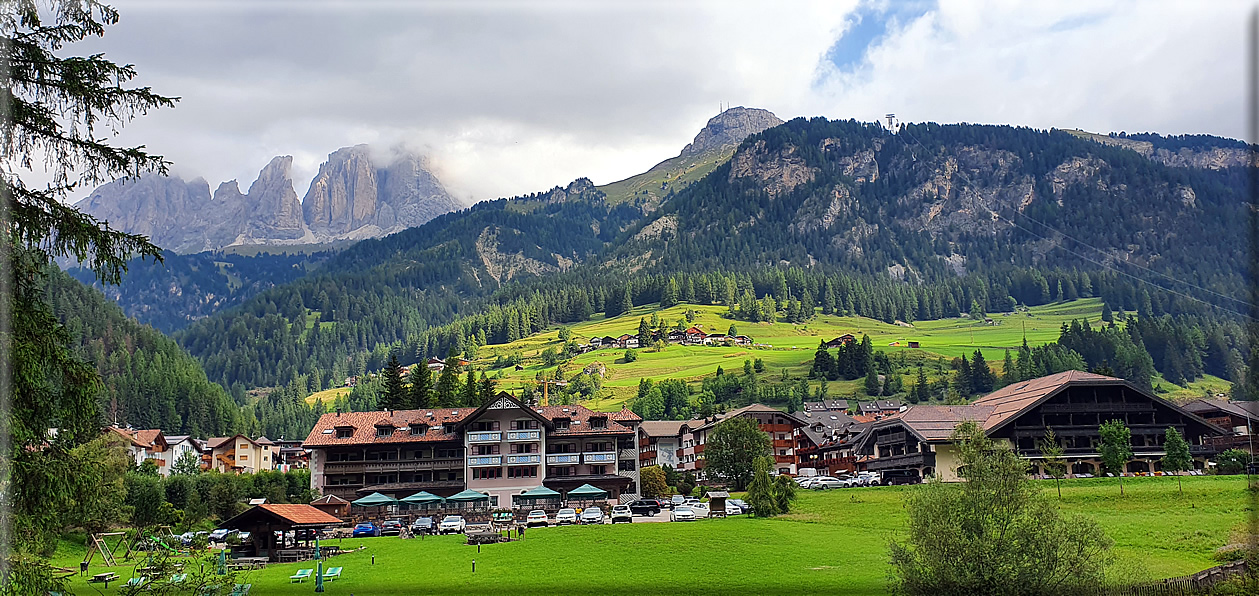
left=681, top=107, right=784, bottom=158
left=77, top=145, right=461, bottom=253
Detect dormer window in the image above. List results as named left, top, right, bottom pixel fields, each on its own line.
left=553, top=418, right=570, bottom=431
left=409, top=424, right=428, bottom=436
left=335, top=427, right=353, bottom=439
left=443, top=423, right=456, bottom=433
left=375, top=425, right=394, bottom=438
left=589, top=417, right=608, bottom=430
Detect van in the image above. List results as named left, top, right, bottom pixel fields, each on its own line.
left=880, top=469, right=922, bottom=485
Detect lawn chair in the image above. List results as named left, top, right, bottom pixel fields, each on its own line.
left=125, top=577, right=147, bottom=588
left=289, top=568, right=313, bottom=583
left=231, top=584, right=251, bottom=596
left=323, top=566, right=343, bottom=582
left=170, top=574, right=187, bottom=584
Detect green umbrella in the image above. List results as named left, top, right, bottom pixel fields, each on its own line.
left=518, top=486, right=560, bottom=498
left=445, top=489, right=491, bottom=502
left=351, top=492, right=398, bottom=507
left=400, top=491, right=444, bottom=505
left=565, top=484, right=608, bottom=499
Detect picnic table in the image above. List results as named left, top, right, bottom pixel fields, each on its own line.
left=89, top=572, right=120, bottom=587
left=277, top=549, right=314, bottom=563
left=228, top=557, right=268, bottom=570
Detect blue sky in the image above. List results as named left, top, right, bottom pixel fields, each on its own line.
left=825, top=1, right=936, bottom=74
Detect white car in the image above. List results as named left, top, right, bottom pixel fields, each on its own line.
left=555, top=508, right=578, bottom=525
left=724, top=502, right=743, bottom=516
left=857, top=472, right=881, bottom=486
left=670, top=506, right=696, bottom=522
left=689, top=503, right=710, bottom=518
left=579, top=508, right=605, bottom=525
left=438, top=515, right=466, bottom=534
left=809, top=476, right=845, bottom=489
left=526, top=510, right=549, bottom=527
left=610, top=505, right=633, bottom=524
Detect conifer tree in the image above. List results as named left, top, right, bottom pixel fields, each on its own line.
left=915, top=367, right=930, bottom=403
left=638, top=317, right=651, bottom=347
left=970, top=350, right=995, bottom=394
left=382, top=354, right=406, bottom=410
left=864, top=363, right=881, bottom=396
left=463, top=367, right=477, bottom=407
left=434, top=362, right=460, bottom=407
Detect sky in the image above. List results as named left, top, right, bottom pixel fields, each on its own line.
left=68, top=0, right=1251, bottom=205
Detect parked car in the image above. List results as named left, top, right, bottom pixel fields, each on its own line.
left=610, top=505, right=633, bottom=523
left=881, top=470, right=922, bottom=486
left=208, top=528, right=231, bottom=543
left=555, top=508, right=578, bottom=525
left=438, top=515, right=467, bottom=534
left=670, top=495, right=686, bottom=509
left=690, top=503, right=710, bottom=518
left=856, top=472, right=881, bottom=486
left=796, top=477, right=817, bottom=489
left=809, top=476, right=846, bottom=490
left=351, top=523, right=379, bottom=538
left=380, top=520, right=404, bottom=536
left=526, top=510, right=550, bottom=527
left=724, top=501, right=743, bottom=516
left=670, top=506, right=696, bottom=522
left=628, top=499, right=661, bottom=516
left=410, top=517, right=434, bottom=535
left=580, top=507, right=605, bottom=525
left=645, top=497, right=671, bottom=510
left=727, top=499, right=749, bottom=514
left=236, top=531, right=252, bottom=544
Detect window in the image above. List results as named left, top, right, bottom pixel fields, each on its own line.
left=335, top=428, right=353, bottom=439
left=511, top=419, right=538, bottom=430
left=476, top=444, right=500, bottom=456
left=778, top=468, right=790, bottom=475
left=590, top=465, right=608, bottom=475
left=472, top=467, right=502, bottom=480
left=778, top=434, right=786, bottom=440
left=511, top=443, right=537, bottom=454
left=471, top=421, right=500, bottom=432
left=507, top=466, right=537, bottom=478
left=554, top=419, right=570, bottom=431
left=585, top=441, right=612, bottom=452
left=376, top=426, right=394, bottom=438
left=547, top=466, right=576, bottom=476
left=442, top=423, right=456, bottom=433
left=238, top=454, right=248, bottom=461
left=589, top=417, right=608, bottom=430
left=618, top=460, right=636, bottom=472
left=437, top=448, right=462, bottom=459
left=239, top=444, right=249, bottom=450
left=410, top=424, right=428, bottom=436
left=779, top=449, right=787, bottom=456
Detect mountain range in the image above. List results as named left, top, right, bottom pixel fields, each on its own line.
left=76, top=145, right=462, bottom=253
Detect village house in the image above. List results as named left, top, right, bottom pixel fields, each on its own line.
left=638, top=420, right=685, bottom=469
left=804, top=399, right=850, bottom=413
left=858, top=400, right=904, bottom=417
left=1182, top=398, right=1258, bottom=454
left=823, top=334, right=856, bottom=349
left=676, top=404, right=805, bottom=477
left=684, top=326, right=707, bottom=345
left=205, top=435, right=279, bottom=474
left=107, top=427, right=170, bottom=471
left=303, top=393, right=644, bottom=507
left=855, top=371, right=1226, bottom=482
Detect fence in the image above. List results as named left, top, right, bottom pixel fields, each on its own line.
left=1108, top=560, right=1250, bottom=596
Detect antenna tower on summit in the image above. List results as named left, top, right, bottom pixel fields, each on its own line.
left=885, top=113, right=897, bottom=129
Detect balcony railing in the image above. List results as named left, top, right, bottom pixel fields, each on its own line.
left=760, top=424, right=795, bottom=433
left=876, top=431, right=908, bottom=445
left=583, top=451, right=617, bottom=464
left=1039, top=402, right=1154, bottom=413
left=324, top=459, right=463, bottom=473
left=865, top=452, right=935, bottom=471
left=639, top=450, right=658, bottom=461
left=505, top=454, right=541, bottom=465
left=619, top=448, right=638, bottom=459
left=546, top=454, right=580, bottom=465
left=467, top=456, right=502, bottom=467
left=467, top=432, right=502, bottom=443
left=772, top=439, right=795, bottom=449
left=506, top=430, right=540, bottom=441
left=773, top=455, right=795, bottom=464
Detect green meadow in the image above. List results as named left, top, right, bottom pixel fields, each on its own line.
left=471, top=299, right=1106, bottom=410
left=53, top=475, right=1255, bottom=595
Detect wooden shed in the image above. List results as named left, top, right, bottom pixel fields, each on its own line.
left=221, top=504, right=343, bottom=562
left=310, top=494, right=350, bottom=518
left=706, top=491, right=730, bottom=518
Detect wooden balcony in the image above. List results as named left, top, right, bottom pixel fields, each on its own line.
left=772, top=439, right=795, bottom=449
left=876, top=431, right=908, bottom=445
left=1039, top=402, right=1154, bottom=413
left=773, top=455, right=795, bottom=464
left=324, top=459, right=461, bottom=473
left=866, top=452, right=934, bottom=471
left=760, top=424, right=795, bottom=433
left=639, top=450, right=658, bottom=461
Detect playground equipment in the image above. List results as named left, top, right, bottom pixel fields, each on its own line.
left=84, top=532, right=127, bottom=567
left=124, top=526, right=179, bottom=559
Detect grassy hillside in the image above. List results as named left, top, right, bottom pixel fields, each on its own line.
left=474, top=299, right=1107, bottom=410
left=597, top=146, right=734, bottom=205
left=49, top=475, right=1253, bottom=595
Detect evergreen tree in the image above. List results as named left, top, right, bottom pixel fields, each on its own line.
left=1099, top=419, right=1134, bottom=496
left=606, top=283, right=632, bottom=318
left=463, top=367, right=478, bottom=407
left=661, top=277, right=680, bottom=308
left=638, top=317, right=651, bottom=347
left=1001, top=349, right=1017, bottom=386
left=410, top=364, right=433, bottom=409
left=954, top=355, right=973, bottom=396
left=864, top=363, right=882, bottom=396
left=915, top=367, right=930, bottom=403
left=434, top=362, right=460, bottom=407
left=477, top=372, right=497, bottom=407
left=382, top=354, right=406, bottom=410
left=970, top=350, right=995, bottom=394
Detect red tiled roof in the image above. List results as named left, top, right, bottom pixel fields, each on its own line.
left=258, top=504, right=342, bottom=526
left=538, top=405, right=634, bottom=435
left=693, top=403, right=804, bottom=432
left=610, top=408, right=642, bottom=422
left=303, top=409, right=470, bottom=447
left=639, top=420, right=686, bottom=437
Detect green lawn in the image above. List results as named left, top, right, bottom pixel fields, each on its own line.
left=53, top=475, right=1254, bottom=595
left=477, top=299, right=1110, bottom=410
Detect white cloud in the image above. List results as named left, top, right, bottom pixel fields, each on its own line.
left=64, top=0, right=1245, bottom=205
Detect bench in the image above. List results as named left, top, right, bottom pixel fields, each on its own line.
left=88, top=572, right=119, bottom=587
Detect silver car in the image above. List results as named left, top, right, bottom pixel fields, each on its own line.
left=579, top=507, right=605, bottom=524
left=809, top=476, right=845, bottom=489
left=670, top=506, right=696, bottom=522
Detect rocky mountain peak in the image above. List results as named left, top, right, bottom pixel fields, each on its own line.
left=680, top=107, right=784, bottom=159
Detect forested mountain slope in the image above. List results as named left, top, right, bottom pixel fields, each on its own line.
left=172, top=117, right=1251, bottom=396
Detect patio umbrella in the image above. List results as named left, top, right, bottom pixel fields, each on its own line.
left=351, top=492, right=398, bottom=507
left=515, top=486, right=561, bottom=506
left=565, top=484, right=608, bottom=499
left=445, top=489, right=491, bottom=502
left=400, top=491, right=444, bottom=505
